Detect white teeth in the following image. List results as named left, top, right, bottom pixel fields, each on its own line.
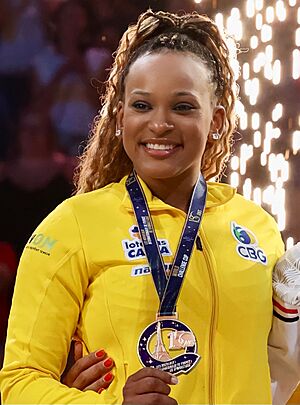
left=145, top=143, right=175, bottom=150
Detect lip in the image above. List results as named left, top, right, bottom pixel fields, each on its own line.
left=140, top=139, right=181, bottom=158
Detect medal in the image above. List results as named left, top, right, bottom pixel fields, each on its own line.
left=126, top=171, right=207, bottom=375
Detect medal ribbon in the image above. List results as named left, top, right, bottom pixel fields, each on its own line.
left=126, top=170, right=207, bottom=316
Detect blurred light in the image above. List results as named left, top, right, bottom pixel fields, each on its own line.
left=266, top=6, right=275, bottom=23
left=289, top=0, right=296, bottom=6
left=250, top=35, right=259, bottom=49
left=296, top=28, right=300, bottom=46
left=242, top=63, right=250, bottom=80
left=261, top=24, right=272, bottom=42
left=293, top=49, right=300, bottom=79
left=272, top=104, right=283, bottom=122
left=252, top=112, right=260, bottom=129
left=243, top=178, right=252, bottom=200
left=298, top=7, right=300, bottom=24
left=255, top=0, right=264, bottom=11
left=276, top=1, right=286, bottom=22
left=265, top=45, right=273, bottom=61
left=253, top=188, right=262, bottom=205
left=215, top=13, right=224, bottom=30
left=246, top=0, right=255, bottom=18
left=272, top=59, right=281, bottom=85
left=292, top=130, right=300, bottom=154
left=230, top=172, right=239, bottom=188
left=254, top=131, right=262, bottom=147
left=231, top=156, right=240, bottom=171
left=286, top=237, right=295, bottom=250
left=194, top=0, right=202, bottom=3
left=256, top=13, right=263, bottom=30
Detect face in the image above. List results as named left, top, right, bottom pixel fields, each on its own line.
left=117, top=52, right=224, bottom=184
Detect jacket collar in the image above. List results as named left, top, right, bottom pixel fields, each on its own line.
left=119, top=175, right=236, bottom=212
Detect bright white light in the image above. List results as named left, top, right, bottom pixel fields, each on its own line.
left=276, top=0, right=286, bottom=22
left=253, top=188, right=262, bottom=205
left=243, top=63, right=250, bottom=80
left=272, top=104, right=283, bottom=122
left=194, top=0, right=202, bottom=3
left=296, top=28, right=300, bottom=46
left=231, top=156, right=240, bottom=171
left=292, top=130, right=300, bottom=154
left=264, top=62, right=273, bottom=80
left=293, top=49, right=300, bottom=79
left=272, top=59, right=281, bottom=85
left=289, top=0, right=296, bottom=6
left=256, top=13, right=263, bottom=30
left=243, top=178, right=252, bottom=200
left=254, top=131, right=262, bottom=147
left=286, top=237, right=295, bottom=250
left=246, top=0, right=255, bottom=18
left=215, top=13, right=224, bottom=30
left=261, top=24, right=272, bottom=42
left=250, top=35, right=259, bottom=49
left=252, top=112, right=260, bottom=129
left=265, top=45, right=273, bottom=61
left=261, top=152, right=267, bottom=166
left=230, top=172, right=239, bottom=188
left=255, top=0, right=264, bottom=11
left=266, top=6, right=275, bottom=23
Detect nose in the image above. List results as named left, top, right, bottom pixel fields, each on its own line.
left=148, top=113, right=174, bottom=135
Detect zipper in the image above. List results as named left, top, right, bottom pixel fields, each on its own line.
left=200, top=230, right=218, bottom=405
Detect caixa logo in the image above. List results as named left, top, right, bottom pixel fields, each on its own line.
left=231, top=222, right=267, bottom=265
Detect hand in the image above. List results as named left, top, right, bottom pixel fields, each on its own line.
left=62, top=341, right=114, bottom=393
left=122, top=368, right=178, bottom=405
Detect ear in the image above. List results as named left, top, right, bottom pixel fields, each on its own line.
left=209, top=105, right=226, bottom=136
left=116, top=101, right=124, bottom=130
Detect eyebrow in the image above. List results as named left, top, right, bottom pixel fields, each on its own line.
left=130, top=90, right=198, bottom=97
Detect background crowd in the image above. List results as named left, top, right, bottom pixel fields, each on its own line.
left=0, top=3, right=299, bottom=403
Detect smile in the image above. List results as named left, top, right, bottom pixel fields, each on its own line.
left=145, top=143, right=175, bottom=150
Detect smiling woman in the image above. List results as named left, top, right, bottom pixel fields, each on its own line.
left=0, top=9, right=287, bottom=405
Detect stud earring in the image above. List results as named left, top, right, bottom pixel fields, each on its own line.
left=115, top=129, right=122, bottom=137
left=212, top=132, right=220, bottom=140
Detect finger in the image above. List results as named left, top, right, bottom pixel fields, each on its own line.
left=65, top=349, right=107, bottom=386
left=84, top=371, right=114, bottom=393
left=127, top=367, right=178, bottom=385
left=72, top=359, right=114, bottom=390
left=134, top=377, right=171, bottom=395
left=73, top=340, right=83, bottom=362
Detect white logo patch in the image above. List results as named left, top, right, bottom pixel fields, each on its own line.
left=231, top=221, right=267, bottom=265
left=122, top=225, right=172, bottom=261
left=131, top=263, right=172, bottom=277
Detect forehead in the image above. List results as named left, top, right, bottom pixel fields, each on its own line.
left=125, top=51, right=213, bottom=97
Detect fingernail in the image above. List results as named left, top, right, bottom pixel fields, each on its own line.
left=95, top=349, right=106, bottom=358
left=170, top=375, right=179, bottom=385
left=103, top=357, right=113, bottom=368
left=103, top=372, right=114, bottom=382
left=97, top=388, right=105, bottom=394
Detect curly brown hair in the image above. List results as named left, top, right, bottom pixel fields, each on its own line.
left=75, top=9, right=239, bottom=194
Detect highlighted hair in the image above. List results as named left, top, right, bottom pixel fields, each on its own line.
left=75, top=10, right=238, bottom=193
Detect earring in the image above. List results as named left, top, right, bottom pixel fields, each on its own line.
left=212, top=132, right=220, bottom=140
left=115, top=129, right=122, bottom=137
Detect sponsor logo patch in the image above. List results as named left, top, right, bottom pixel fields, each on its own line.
left=231, top=221, right=267, bottom=265
left=25, top=233, right=57, bottom=256
left=122, top=225, right=172, bottom=261
left=131, top=263, right=172, bottom=277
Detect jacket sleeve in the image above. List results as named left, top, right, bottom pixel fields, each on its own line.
left=0, top=200, right=116, bottom=404
left=268, top=243, right=300, bottom=405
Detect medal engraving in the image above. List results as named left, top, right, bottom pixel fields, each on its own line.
left=138, top=319, right=201, bottom=375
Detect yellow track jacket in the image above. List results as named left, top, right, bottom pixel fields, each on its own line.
left=0, top=177, right=284, bottom=404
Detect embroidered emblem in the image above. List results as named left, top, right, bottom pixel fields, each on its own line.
left=231, top=221, right=267, bottom=265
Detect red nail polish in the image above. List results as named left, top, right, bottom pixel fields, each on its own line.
left=95, top=349, right=105, bottom=358
left=103, top=372, right=113, bottom=382
left=103, top=358, right=113, bottom=368
left=98, top=388, right=104, bottom=394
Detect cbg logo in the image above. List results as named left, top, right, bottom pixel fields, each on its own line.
left=231, top=222, right=267, bottom=265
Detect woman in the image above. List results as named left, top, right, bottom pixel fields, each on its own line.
left=0, top=10, right=284, bottom=404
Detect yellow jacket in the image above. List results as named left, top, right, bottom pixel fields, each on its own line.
left=0, top=177, right=284, bottom=404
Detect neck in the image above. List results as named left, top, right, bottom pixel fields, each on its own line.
left=137, top=171, right=199, bottom=213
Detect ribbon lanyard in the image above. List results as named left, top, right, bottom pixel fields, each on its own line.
left=126, top=171, right=207, bottom=317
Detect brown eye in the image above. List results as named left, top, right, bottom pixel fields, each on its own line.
left=174, top=103, right=195, bottom=112
left=132, top=101, right=151, bottom=111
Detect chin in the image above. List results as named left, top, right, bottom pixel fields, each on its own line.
left=135, top=164, right=182, bottom=181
